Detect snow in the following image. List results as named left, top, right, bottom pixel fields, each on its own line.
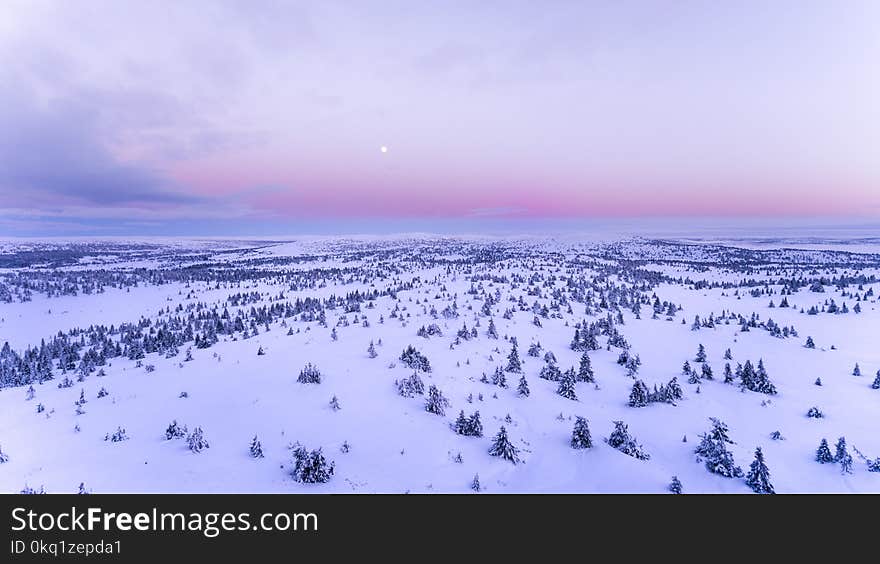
left=0, top=235, right=878, bottom=493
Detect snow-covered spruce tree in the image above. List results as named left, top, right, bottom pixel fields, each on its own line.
left=250, top=435, right=264, bottom=458
left=605, top=421, right=650, bottom=460
left=624, top=355, right=640, bottom=377
left=577, top=351, right=595, bottom=383
left=873, top=370, right=880, bottom=390
left=722, top=363, right=734, bottom=384
left=669, top=476, right=683, bottom=494
left=165, top=420, right=187, bottom=440
left=77, top=483, right=89, bottom=495
left=452, top=410, right=483, bottom=437
left=556, top=369, right=578, bottom=401
left=695, top=344, right=707, bottom=363
left=701, top=363, right=713, bottom=381
left=187, top=427, right=210, bottom=453
left=257, top=346, right=265, bottom=356
left=687, top=366, right=701, bottom=385
left=745, top=447, right=775, bottom=494
left=694, top=418, right=743, bottom=478
left=297, top=363, right=322, bottom=384
left=290, top=444, right=335, bottom=484
left=491, top=366, right=507, bottom=388
left=839, top=451, right=854, bottom=475
left=570, top=417, right=593, bottom=449
left=539, top=361, right=561, bottom=382
left=467, top=411, right=484, bottom=437
left=517, top=375, right=530, bottom=397
left=628, top=380, right=649, bottom=407
left=740, top=359, right=777, bottom=395
left=106, top=427, right=129, bottom=443
left=425, top=385, right=450, bottom=416
left=833, top=436, right=848, bottom=462
left=527, top=342, right=542, bottom=357
left=400, top=345, right=431, bottom=372
left=0, top=445, right=8, bottom=464
left=486, top=318, right=498, bottom=339
left=834, top=437, right=853, bottom=474
left=367, top=340, right=378, bottom=359
left=853, top=363, right=861, bottom=376
left=663, top=377, right=684, bottom=403
left=505, top=340, right=523, bottom=373
left=488, top=426, right=520, bottom=464
left=396, top=372, right=425, bottom=398
left=329, top=395, right=341, bottom=411
left=471, top=474, right=481, bottom=492
left=805, top=336, right=815, bottom=349
left=816, top=438, right=834, bottom=463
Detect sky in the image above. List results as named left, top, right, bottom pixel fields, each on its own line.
left=0, top=1, right=878, bottom=236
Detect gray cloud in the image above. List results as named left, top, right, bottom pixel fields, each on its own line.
left=0, top=80, right=198, bottom=207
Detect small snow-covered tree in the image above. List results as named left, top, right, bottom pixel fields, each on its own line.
left=628, top=380, right=649, bottom=407
left=556, top=370, right=578, bottom=401
left=669, top=476, right=683, bottom=494
left=834, top=436, right=848, bottom=462
left=106, top=427, right=129, bottom=443
left=471, top=474, right=481, bottom=492
left=425, top=385, right=450, bottom=416
left=505, top=341, right=523, bottom=373
left=694, top=418, right=742, bottom=478
left=250, top=435, right=264, bottom=458
left=452, top=410, right=483, bottom=437
left=606, top=420, right=650, bottom=460
left=297, top=363, right=322, bottom=384
left=165, top=420, right=187, bottom=440
left=570, top=417, right=593, bottom=449
left=491, top=366, right=507, bottom=388
left=517, top=375, right=530, bottom=397
left=745, top=447, right=775, bottom=494
left=816, top=438, right=834, bottom=463
left=486, top=318, right=498, bottom=339
left=187, top=427, right=210, bottom=453
left=290, top=444, right=335, bottom=484
left=488, top=426, right=520, bottom=464
left=834, top=437, right=853, bottom=474
left=577, top=352, right=595, bottom=383
left=396, top=372, right=425, bottom=397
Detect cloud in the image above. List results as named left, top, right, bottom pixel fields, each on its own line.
left=0, top=91, right=193, bottom=209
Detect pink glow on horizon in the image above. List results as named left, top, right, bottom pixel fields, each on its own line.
left=170, top=155, right=872, bottom=220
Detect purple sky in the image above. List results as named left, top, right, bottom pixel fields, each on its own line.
left=1, top=1, right=879, bottom=235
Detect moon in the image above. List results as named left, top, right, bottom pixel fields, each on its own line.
left=380, top=146, right=388, bottom=153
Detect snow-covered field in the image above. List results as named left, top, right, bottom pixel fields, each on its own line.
left=0, top=235, right=878, bottom=493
